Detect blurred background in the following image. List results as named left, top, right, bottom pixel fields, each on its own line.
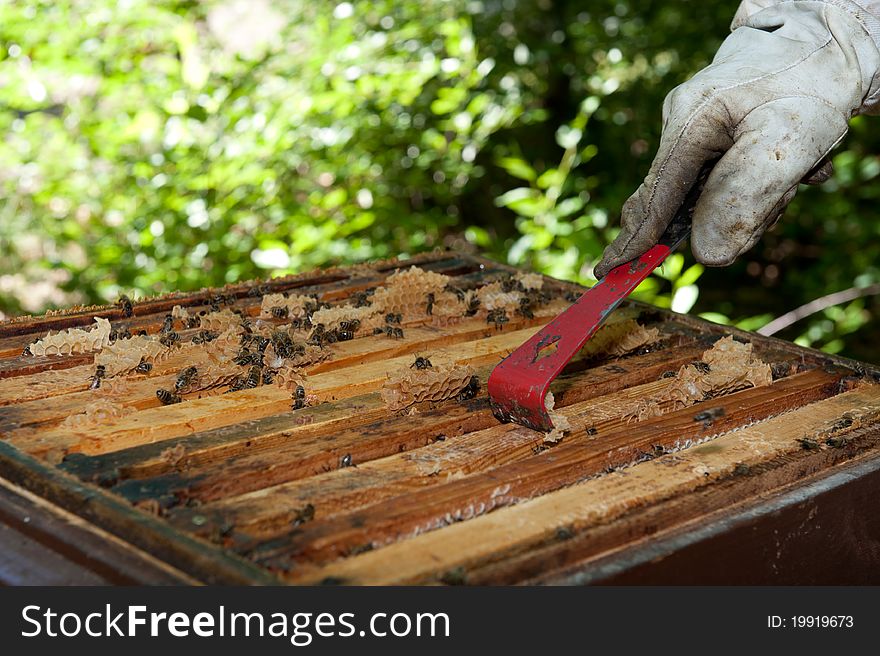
left=2, top=0, right=880, bottom=361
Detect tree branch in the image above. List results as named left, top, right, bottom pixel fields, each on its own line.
left=757, top=284, right=880, bottom=336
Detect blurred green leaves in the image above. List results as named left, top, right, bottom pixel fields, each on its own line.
left=1, top=0, right=879, bottom=361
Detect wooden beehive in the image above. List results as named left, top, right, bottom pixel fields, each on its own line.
left=1, top=251, right=879, bottom=585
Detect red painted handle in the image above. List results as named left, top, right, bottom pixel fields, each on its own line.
left=487, top=239, right=680, bottom=432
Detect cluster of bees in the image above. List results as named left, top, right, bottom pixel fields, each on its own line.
left=79, top=269, right=559, bottom=414
left=372, top=313, right=404, bottom=339
left=308, top=320, right=357, bottom=347
left=147, top=292, right=343, bottom=407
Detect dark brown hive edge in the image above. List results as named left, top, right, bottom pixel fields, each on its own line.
left=0, top=251, right=879, bottom=585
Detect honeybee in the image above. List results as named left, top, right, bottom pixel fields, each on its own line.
left=159, top=331, right=180, bottom=347
left=156, top=389, right=182, bottom=405
left=291, top=384, right=307, bottom=409
left=340, top=453, right=353, bottom=468
left=262, top=369, right=275, bottom=385
left=117, top=327, right=132, bottom=340
left=337, top=330, right=354, bottom=341
left=226, top=376, right=246, bottom=393
left=425, top=292, right=435, bottom=316
left=175, top=366, right=198, bottom=392
left=385, top=313, right=402, bottom=324
left=234, top=350, right=263, bottom=367
left=243, top=365, right=262, bottom=388
left=411, top=356, right=433, bottom=370
left=457, top=375, right=480, bottom=401
left=191, top=330, right=218, bottom=344
left=88, top=365, right=106, bottom=390
left=339, top=319, right=360, bottom=332
left=351, top=289, right=375, bottom=307
left=292, top=503, right=315, bottom=527
left=135, top=359, right=152, bottom=374
left=691, top=361, right=712, bottom=374
left=486, top=309, right=509, bottom=331
left=446, top=285, right=466, bottom=301
left=185, top=315, right=201, bottom=329
left=385, top=326, right=404, bottom=339
left=118, top=294, right=134, bottom=318
left=516, top=296, right=535, bottom=320
left=501, top=276, right=522, bottom=293
left=272, top=331, right=295, bottom=358
left=21, top=345, right=32, bottom=357
left=465, top=296, right=480, bottom=316
left=160, top=314, right=174, bottom=334
left=270, top=306, right=288, bottom=319
left=247, top=284, right=270, bottom=297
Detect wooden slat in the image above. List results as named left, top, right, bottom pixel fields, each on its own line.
left=0, top=477, right=196, bottom=585
left=0, top=298, right=568, bottom=414
left=0, top=440, right=278, bottom=585
left=225, top=368, right=844, bottom=568
left=283, top=384, right=880, bottom=584
left=0, top=252, right=471, bottom=340
left=60, top=340, right=707, bottom=490
left=0, top=255, right=500, bottom=369
left=6, top=312, right=641, bottom=459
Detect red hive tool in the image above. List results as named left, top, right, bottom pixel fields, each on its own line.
left=487, top=194, right=699, bottom=433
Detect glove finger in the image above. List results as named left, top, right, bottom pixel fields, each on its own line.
left=594, top=90, right=731, bottom=279
left=690, top=97, right=847, bottom=266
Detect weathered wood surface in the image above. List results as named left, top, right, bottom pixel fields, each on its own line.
left=0, top=251, right=878, bottom=585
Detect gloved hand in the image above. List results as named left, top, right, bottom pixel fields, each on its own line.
left=594, top=0, right=880, bottom=279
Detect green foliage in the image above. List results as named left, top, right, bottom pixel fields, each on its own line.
left=2, top=0, right=879, bottom=361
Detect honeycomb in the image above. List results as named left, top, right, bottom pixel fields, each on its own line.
left=581, top=319, right=661, bottom=359
left=96, top=377, right=134, bottom=396
left=272, top=364, right=308, bottom=392
left=624, top=336, right=772, bottom=421
left=201, top=327, right=244, bottom=365
left=515, top=272, right=544, bottom=291
left=309, top=304, right=381, bottom=332
left=176, top=363, right=241, bottom=394
left=286, top=344, right=329, bottom=369
left=198, top=309, right=243, bottom=332
left=477, top=287, right=522, bottom=314
left=381, top=362, right=476, bottom=411
left=170, top=304, right=191, bottom=321
left=28, top=317, right=113, bottom=356
left=93, top=335, right=166, bottom=377
left=369, top=266, right=451, bottom=319
left=60, top=399, right=127, bottom=431
left=428, top=291, right=468, bottom=328
left=543, top=391, right=572, bottom=444
left=259, top=293, right=314, bottom=320
left=159, top=443, right=188, bottom=469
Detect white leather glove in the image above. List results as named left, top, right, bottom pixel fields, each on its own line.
left=594, top=0, right=880, bottom=279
